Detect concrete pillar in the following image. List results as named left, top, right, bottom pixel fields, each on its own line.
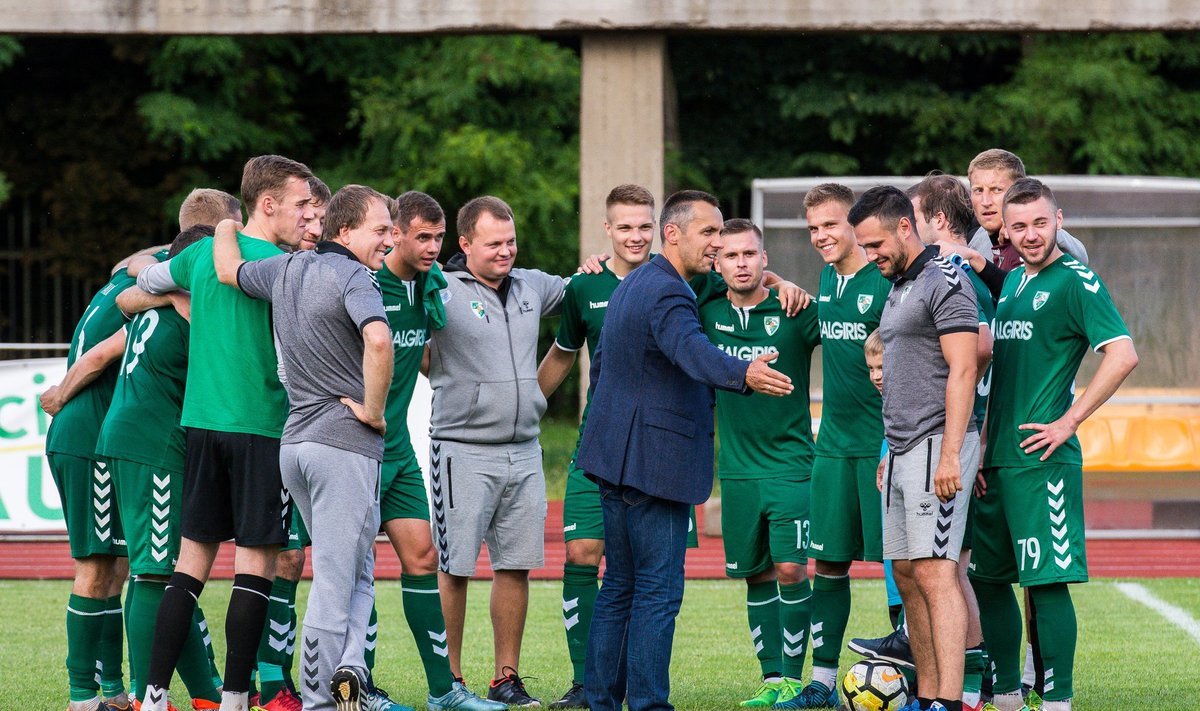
left=577, top=34, right=666, bottom=412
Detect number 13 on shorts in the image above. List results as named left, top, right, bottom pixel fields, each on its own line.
left=795, top=519, right=810, bottom=551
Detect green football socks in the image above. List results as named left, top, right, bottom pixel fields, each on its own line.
left=1029, top=583, right=1076, bottom=702
left=973, top=581, right=1024, bottom=694
left=129, top=579, right=221, bottom=704
left=562, top=563, right=600, bottom=684
left=66, top=594, right=106, bottom=701
left=809, top=574, right=850, bottom=670
left=746, top=580, right=783, bottom=677
left=257, top=577, right=297, bottom=701
left=402, top=573, right=454, bottom=697
left=779, top=579, right=812, bottom=680
left=99, top=594, right=125, bottom=697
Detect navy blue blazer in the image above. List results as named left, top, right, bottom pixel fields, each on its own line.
left=575, top=254, right=750, bottom=505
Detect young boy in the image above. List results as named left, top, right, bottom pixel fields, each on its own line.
left=864, top=331, right=904, bottom=626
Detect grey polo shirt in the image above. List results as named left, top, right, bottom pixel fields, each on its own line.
left=237, top=241, right=388, bottom=460
left=879, top=245, right=979, bottom=454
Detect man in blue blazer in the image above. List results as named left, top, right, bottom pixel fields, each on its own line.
left=576, top=190, right=794, bottom=711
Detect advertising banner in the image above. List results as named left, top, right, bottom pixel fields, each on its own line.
left=0, top=358, right=68, bottom=533
left=0, top=358, right=435, bottom=534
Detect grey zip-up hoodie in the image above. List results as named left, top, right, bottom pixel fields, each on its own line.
left=428, top=253, right=566, bottom=444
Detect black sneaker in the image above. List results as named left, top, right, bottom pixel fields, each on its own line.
left=331, top=666, right=365, bottom=711
left=487, top=666, right=541, bottom=708
left=548, top=682, right=588, bottom=709
left=846, top=626, right=915, bottom=669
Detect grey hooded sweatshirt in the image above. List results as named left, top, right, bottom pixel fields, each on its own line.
left=427, top=253, right=565, bottom=444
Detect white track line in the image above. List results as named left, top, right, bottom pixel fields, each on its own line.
left=1113, top=582, right=1200, bottom=646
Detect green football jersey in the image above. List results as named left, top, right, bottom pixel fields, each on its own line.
left=701, top=290, right=820, bottom=479
left=45, top=269, right=136, bottom=458
left=95, top=307, right=190, bottom=471
left=556, top=265, right=621, bottom=360
left=378, top=262, right=430, bottom=463
left=985, top=255, right=1131, bottom=468
left=814, top=262, right=891, bottom=458
left=169, top=235, right=288, bottom=437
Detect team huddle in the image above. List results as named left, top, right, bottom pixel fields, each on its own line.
left=40, top=148, right=1135, bottom=711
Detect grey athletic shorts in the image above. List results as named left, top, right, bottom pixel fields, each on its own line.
left=429, top=438, right=547, bottom=576
left=882, top=431, right=980, bottom=562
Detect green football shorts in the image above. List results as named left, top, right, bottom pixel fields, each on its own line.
left=111, top=458, right=180, bottom=576
left=808, top=455, right=883, bottom=563
left=969, top=464, right=1088, bottom=587
left=380, top=456, right=430, bottom=523
left=47, top=453, right=126, bottom=559
left=282, top=506, right=310, bottom=551
left=720, top=477, right=810, bottom=578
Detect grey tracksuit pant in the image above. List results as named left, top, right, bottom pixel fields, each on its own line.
left=281, top=442, right=381, bottom=711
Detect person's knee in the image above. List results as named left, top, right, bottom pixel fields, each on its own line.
left=275, top=547, right=305, bottom=581
left=233, top=544, right=279, bottom=578
left=912, top=559, right=960, bottom=594
left=74, top=556, right=115, bottom=597
left=404, top=544, right=438, bottom=576
left=814, top=559, right=851, bottom=577
left=565, top=538, right=604, bottom=567
left=773, top=562, right=806, bottom=586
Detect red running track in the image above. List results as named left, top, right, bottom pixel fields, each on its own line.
left=3, top=501, right=1197, bottom=579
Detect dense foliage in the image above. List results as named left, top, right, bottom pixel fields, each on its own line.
left=5, top=32, right=1200, bottom=275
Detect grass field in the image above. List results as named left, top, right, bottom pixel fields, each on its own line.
left=3, top=577, right=1197, bottom=710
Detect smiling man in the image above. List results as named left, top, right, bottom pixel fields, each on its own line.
left=969, top=179, right=1137, bottom=711
left=779, top=184, right=892, bottom=710
left=700, top=219, right=821, bottom=708
left=212, top=184, right=395, bottom=711
left=426, top=196, right=569, bottom=707
left=134, top=155, right=316, bottom=711
left=850, top=186, right=980, bottom=711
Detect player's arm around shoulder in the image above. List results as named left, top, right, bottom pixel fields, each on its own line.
left=212, top=219, right=247, bottom=288
left=40, top=328, right=129, bottom=415
left=515, top=266, right=568, bottom=316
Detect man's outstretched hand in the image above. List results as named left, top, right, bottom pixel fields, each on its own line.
left=745, top=351, right=793, bottom=397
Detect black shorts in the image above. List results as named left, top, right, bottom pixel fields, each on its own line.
left=182, top=428, right=290, bottom=546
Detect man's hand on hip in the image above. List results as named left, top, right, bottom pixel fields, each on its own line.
left=745, top=351, right=793, bottom=397
left=341, top=397, right=386, bottom=435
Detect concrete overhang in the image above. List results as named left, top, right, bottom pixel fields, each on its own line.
left=3, top=0, right=1200, bottom=35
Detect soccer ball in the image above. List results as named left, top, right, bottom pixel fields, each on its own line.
left=841, top=659, right=910, bottom=711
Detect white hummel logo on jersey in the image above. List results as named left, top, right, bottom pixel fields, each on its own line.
left=714, top=323, right=734, bottom=332
left=818, top=294, right=831, bottom=302
left=589, top=300, right=608, bottom=309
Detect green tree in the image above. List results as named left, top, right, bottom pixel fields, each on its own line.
left=343, top=35, right=580, bottom=275
left=0, top=36, right=21, bottom=205
left=914, top=33, right=1200, bottom=175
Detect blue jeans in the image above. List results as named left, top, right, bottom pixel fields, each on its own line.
left=584, top=481, right=689, bottom=711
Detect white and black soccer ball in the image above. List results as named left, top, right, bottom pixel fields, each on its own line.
left=842, top=659, right=910, bottom=711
